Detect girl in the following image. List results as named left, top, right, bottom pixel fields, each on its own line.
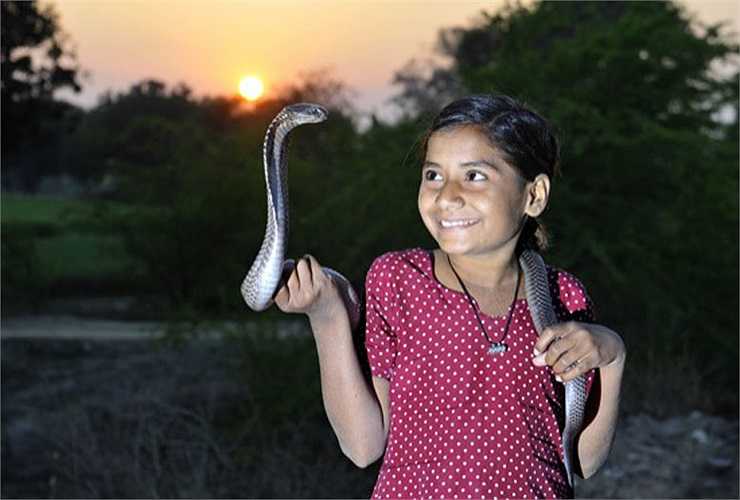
left=274, top=94, right=626, bottom=499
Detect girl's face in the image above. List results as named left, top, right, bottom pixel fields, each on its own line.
left=418, top=125, right=530, bottom=258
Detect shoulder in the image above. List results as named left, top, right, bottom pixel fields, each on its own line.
left=365, top=248, right=430, bottom=292
left=546, top=264, right=595, bottom=318
left=367, top=247, right=429, bottom=279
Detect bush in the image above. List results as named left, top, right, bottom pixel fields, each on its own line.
left=1, top=225, right=50, bottom=312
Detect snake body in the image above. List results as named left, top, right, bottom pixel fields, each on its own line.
left=520, top=249, right=587, bottom=489
left=241, top=103, right=584, bottom=489
left=240, top=103, right=361, bottom=331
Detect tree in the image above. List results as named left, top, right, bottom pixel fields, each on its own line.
left=67, top=75, right=364, bottom=313
left=390, top=0, right=739, bottom=413
left=1, top=1, right=81, bottom=100
left=390, top=57, right=464, bottom=119
left=61, top=79, right=202, bottom=188
left=1, top=0, right=83, bottom=189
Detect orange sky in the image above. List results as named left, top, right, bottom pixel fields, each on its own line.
left=53, top=0, right=738, bottom=120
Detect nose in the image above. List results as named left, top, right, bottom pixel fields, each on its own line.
left=437, top=180, right=464, bottom=209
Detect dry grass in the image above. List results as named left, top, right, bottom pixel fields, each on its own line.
left=1, top=324, right=379, bottom=499
left=2, top=318, right=735, bottom=498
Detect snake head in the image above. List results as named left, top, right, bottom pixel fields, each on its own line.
left=282, top=103, right=329, bottom=124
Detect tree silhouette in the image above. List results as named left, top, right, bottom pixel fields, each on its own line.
left=1, top=0, right=83, bottom=190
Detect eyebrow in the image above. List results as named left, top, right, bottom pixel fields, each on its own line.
left=422, top=160, right=497, bottom=169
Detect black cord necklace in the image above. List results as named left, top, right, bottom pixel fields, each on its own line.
left=446, top=254, right=521, bottom=355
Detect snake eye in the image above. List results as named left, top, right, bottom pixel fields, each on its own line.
left=310, top=108, right=328, bottom=122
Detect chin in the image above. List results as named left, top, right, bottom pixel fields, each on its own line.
left=436, top=238, right=474, bottom=255
left=425, top=220, right=486, bottom=255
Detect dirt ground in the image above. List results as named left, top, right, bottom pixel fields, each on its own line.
left=2, top=315, right=738, bottom=499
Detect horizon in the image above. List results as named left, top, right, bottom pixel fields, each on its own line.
left=53, top=0, right=739, bottom=123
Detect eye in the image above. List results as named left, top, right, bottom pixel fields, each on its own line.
left=423, top=169, right=441, bottom=181
left=466, top=170, right=487, bottom=181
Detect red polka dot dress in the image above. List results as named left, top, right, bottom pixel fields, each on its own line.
left=364, top=248, right=596, bottom=500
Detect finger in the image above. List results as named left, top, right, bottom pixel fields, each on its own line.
left=280, top=259, right=296, bottom=289
left=544, top=332, right=578, bottom=368
left=557, top=352, right=594, bottom=383
left=286, top=264, right=301, bottom=298
left=304, top=254, right=328, bottom=286
left=532, top=325, right=570, bottom=367
left=533, top=323, right=569, bottom=355
left=296, top=255, right=314, bottom=289
left=274, top=283, right=290, bottom=308
left=533, top=330, right=575, bottom=368
left=552, top=344, right=587, bottom=376
left=548, top=322, right=593, bottom=369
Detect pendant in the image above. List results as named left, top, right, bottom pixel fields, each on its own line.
left=488, top=342, right=508, bottom=355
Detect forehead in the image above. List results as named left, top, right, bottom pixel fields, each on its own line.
left=425, top=125, right=501, bottom=162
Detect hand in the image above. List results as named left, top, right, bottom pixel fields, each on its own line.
left=274, top=254, right=344, bottom=321
left=532, top=322, right=626, bottom=383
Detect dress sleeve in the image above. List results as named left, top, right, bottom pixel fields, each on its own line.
left=549, top=268, right=598, bottom=397
left=553, top=269, right=595, bottom=323
left=364, top=254, right=400, bottom=380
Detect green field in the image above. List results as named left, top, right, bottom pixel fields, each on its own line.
left=1, top=194, right=144, bottom=297
left=2, top=194, right=92, bottom=225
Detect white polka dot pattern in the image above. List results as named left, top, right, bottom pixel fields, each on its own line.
left=364, top=248, right=596, bottom=500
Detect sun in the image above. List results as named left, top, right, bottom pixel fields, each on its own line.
left=239, top=75, right=264, bottom=101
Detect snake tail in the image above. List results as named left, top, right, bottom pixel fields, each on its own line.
left=520, top=249, right=587, bottom=490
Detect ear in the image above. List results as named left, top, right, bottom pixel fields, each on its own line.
left=523, top=174, right=550, bottom=218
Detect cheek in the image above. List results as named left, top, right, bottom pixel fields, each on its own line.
left=417, top=190, right=435, bottom=225
left=471, top=194, right=498, bottom=217
left=484, top=187, right=517, bottom=212
left=417, top=187, right=429, bottom=212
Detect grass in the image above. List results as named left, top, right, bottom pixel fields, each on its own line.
left=3, top=319, right=736, bottom=499
left=1, top=193, right=145, bottom=299
left=35, top=232, right=143, bottom=287
left=1, top=321, right=381, bottom=499
left=2, top=192, right=139, bottom=233
left=2, top=193, right=85, bottom=224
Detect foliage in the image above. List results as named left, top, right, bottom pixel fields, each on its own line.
left=1, top=225, right=48, bottom=312
left=294, top=116, right=434, bottom=282
left=1, top=0, right=83, bottom=190
left=61, top=75, right=363, bottom=314
left=62, top=79, right=203, bottom=187
left=390, top=57, right=464, bottom=118
left=6, top=1, right=737, bottom=415
left=392, top=0, right=739, bottom=399
left=0, top=195, right=144, bottom=307
left=0, top=1, right=81, bottom=102
left=1, top=193, right=96, bottom=228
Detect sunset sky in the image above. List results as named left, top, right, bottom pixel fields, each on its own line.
left=53, top=0, right=739, bottom=121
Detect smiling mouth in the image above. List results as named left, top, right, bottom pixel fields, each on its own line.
left=439, top=219, right=480, bottom=229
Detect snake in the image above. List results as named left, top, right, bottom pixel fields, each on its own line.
left=240, top=102, right=585, bottom=490
left=240, top=103, right=361, bottom=331
left=520, top=249, right=587, bottom=490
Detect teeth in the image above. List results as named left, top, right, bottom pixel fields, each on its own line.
left=440, top=219, right=478, bottom=228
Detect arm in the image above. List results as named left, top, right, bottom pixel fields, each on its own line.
left=576, top=345, right=625, bottom=478
left=274, top=254, right=388, bottom=467
left=310, top=309, right=390, bottom=467
left=533, top=322, right=626, bottom=479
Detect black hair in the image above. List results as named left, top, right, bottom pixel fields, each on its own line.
left=420, top=94, right=561, bottom=253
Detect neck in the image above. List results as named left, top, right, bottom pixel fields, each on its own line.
left=445, top=245, right=520, bottom=290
